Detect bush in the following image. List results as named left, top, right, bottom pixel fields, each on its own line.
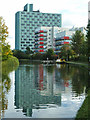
left=2, top=56, right=19, bottom=74
left=78, top=55, right=88, bottom=62
left=13, top=50, right=31, bottom=59
left=32, top=53, right=43, bottom=60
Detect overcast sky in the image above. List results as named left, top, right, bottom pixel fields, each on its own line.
left=0, top=0, right=89, bottom=49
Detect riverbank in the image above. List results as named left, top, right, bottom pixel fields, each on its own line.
left=19, top=59, right=89, bottom=68
left=68, top=61, right=90, bottom=119
left=2, top=56, right=19, bottom=73
left=67, top=61, right=89, bottom=70
left=75, top=90, right=90, bottom=119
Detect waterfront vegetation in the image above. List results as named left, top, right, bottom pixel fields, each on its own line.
left=13, top=48, right=57, bottom=60
left=0, top=17, right=19, bottom=118
left=13, top=25, right=89, bottom=63
left=76, top=90, right=90, bottom=119
left=0, top=16, right=19, bottom=64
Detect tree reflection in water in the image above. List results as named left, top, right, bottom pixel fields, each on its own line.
left=0, top=63, right=88, bottom=118
left=56, top=64, right=88, bottom=96
left=14, top=63, right=88, bottom=117
left=0, top=63, right=18, bottom=119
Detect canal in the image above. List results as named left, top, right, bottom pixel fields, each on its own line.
left=1, top=62, right=88, bottom=119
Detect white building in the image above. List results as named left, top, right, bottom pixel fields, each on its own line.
left=34, top=26, right=86, bottom=54
left=56, top=27, right=86, bottom=39
left=34, top=27, right=61, bottom=53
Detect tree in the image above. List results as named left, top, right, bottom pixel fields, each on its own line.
left=25, top=46, right=33, bottom=54
left=0, top=16, right=12, bottom=60
left=72, top=30, right=85, bottom=56
left=86, top=21, right=90, bottom=62
left=0, top=16, right=9, bottom=44
left=46, top=48, right=55, bottom=59
left=60, top=44, right=75, bottom=60
left=79, top=40, right=88, bottom=56
left=2, top=43, right=13, bottom=60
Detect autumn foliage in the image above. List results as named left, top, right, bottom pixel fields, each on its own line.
left=0, top=16, right=13, bottom=60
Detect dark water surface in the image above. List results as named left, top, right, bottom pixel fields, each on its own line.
left=1, top=63, right=88, bottom=118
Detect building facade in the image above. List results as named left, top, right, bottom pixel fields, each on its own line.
left=34, top=26, right=63, bottom=53
left=55, top=36, right=72, bottom=54
left=55, top=27, right=85, bottom=54
left=15, top=4, right=62, bottom=51
left=34, top=29, right=47, bottom=53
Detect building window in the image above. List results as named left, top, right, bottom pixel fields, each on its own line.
left=24, top=15, right=27, bottom=17
left=24, top=45, right=27, bottom=46
left=21, top=18, right=24, bottom=20
left=21, top=24, right=25, bottom=25
left=21, top=30, right=24, bottom=32
left=27, top=36, right=30, bottom=37
left=27, top=24, right=30, bottom=26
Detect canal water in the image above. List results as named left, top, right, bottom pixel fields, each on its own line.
left=1, top=62, right=88, bottom=119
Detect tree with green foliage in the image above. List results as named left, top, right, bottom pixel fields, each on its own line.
left=79, top=40, right=88, bottom=56
left=0, top=16, right=12, bottom=60
left=60, top=44, right=75, bottom=60
left=86, top=21, right=90, bottom=62
left=25, top=46, right=33, bottom=54
left=45, top=48, right=55, bottom=60
left=72, top=30, right=85, bottom=56
left=0, top=17, right=8, bottom=44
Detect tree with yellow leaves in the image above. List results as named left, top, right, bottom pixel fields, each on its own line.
left=0, top=16, right=13, bottom=60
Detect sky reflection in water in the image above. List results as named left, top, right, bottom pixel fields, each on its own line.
left=1, top=63, right=88, bottom=118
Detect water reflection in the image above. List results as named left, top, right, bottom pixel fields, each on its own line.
left=15, top=63, right=88, bottom=118
left=0, top=63, right=18, bottom=119
left=15, top=64, right=61, bottom=117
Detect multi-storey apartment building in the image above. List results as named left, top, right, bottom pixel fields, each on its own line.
left=55, top=36, right=72, bottom=54
left=55, top=27, right=86, bottom=54
left=34, top=29, right=47, bottom=53
left=34, top=26, right=63, bottom=53
left=15, top=4, right=62, bottom=51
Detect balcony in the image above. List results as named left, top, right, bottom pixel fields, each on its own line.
left=35, top=30, right=47, bottom=34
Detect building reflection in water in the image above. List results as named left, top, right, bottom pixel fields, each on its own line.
left=15, top=64, right=65, bottom=117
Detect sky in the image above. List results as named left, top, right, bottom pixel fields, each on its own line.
left=0, top=0, right=89, bottom=49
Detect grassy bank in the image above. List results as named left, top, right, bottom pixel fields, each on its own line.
left=68, top=61, right=90, bottom=119
left=65, top=61, right=89, bottom=119
left=67, top=61, right=89, bottom=69
left=2, top=56, right=19, bottom=74
left=75, top=90, right=90, bottom=119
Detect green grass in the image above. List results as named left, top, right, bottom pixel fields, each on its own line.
left=75, top=90, right=90, bottom=119
left=67, top=61, right=89, bottom=69
left=2, top=56, right=19, bottom=74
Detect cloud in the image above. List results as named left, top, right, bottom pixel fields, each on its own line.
left=0, top=0, right=89, bottom=49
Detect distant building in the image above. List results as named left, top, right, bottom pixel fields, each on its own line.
left=34, top=26, right=86, bottom=54
left=56, top=27, right=86, bottom=38
left=15, top=4, right=62, bottom=51
left=55, top=27, right=86, bottom=54
left=55, top=36, right=72, bottom=54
